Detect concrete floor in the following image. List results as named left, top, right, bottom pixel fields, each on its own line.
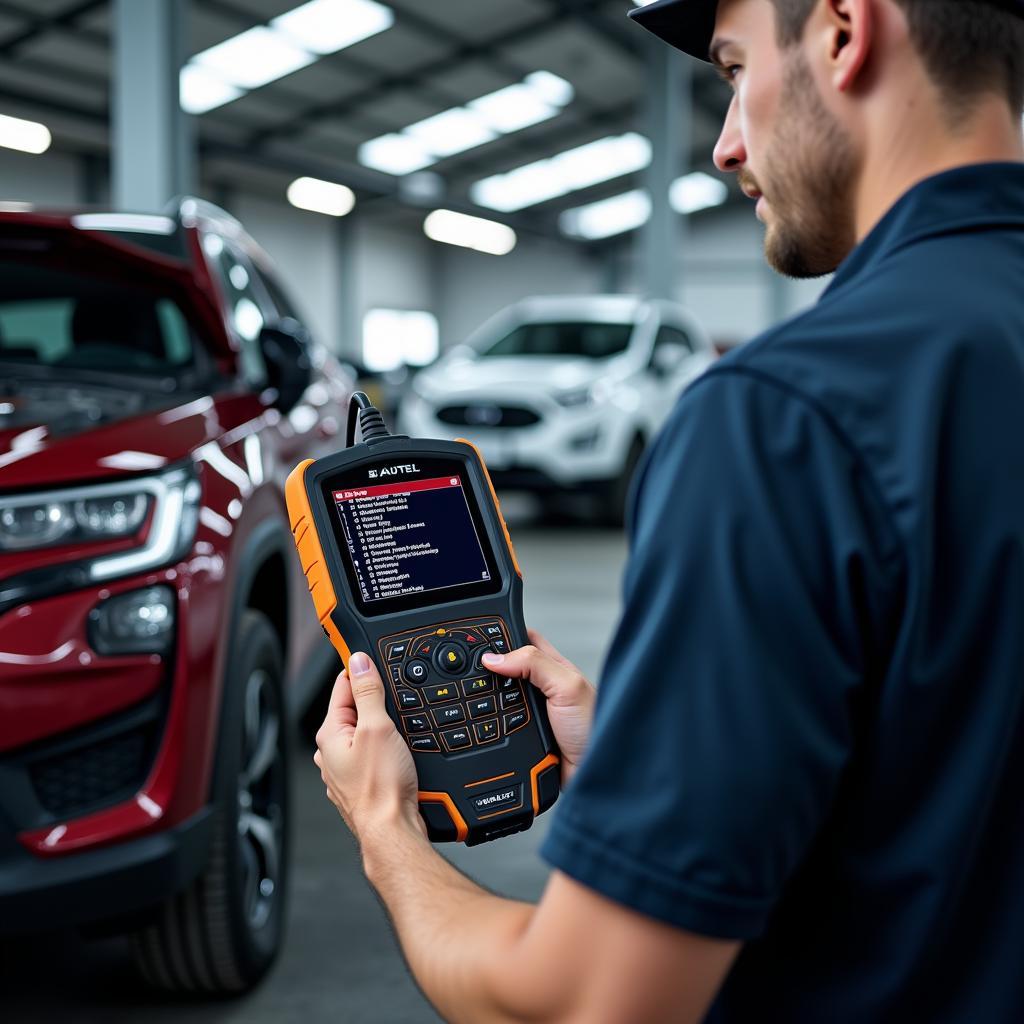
left=1, top=519, right=629, bottom=1024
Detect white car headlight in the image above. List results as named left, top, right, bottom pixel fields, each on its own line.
left=554, top=386, right=595, bottom=409
left=0, top=465, right=201, bottom=582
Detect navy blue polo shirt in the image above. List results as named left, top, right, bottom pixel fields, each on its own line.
left=542, top=162, right=1024, bottom=1022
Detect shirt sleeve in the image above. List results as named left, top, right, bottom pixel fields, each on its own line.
left=540, top=366, right=903, bottom=939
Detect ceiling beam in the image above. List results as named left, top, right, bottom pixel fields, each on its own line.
left=0, top=0, right=107, bottom=56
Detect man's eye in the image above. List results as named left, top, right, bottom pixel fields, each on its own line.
left=727, top=65, right=742, bottom=80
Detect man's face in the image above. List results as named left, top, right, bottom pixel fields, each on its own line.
left=711, top=0, right=860, bottom=277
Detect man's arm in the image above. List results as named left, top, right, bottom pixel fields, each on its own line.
left=315, top=656, right=739, bottom=1024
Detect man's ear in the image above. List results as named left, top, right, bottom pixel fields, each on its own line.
left=823, top=0, right=873, bottom=92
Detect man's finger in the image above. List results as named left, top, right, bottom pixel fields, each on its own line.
left=346, top=652, right=390, bottom=722
left=481, top=645, right=573, bottom=699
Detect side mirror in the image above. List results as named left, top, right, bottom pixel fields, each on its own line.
left=650, top=341, right=687, bottom=378
left=259, top=321, right=312, bottom=413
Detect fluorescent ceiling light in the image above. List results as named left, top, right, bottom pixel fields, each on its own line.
left=287, top=176, right=356, bottom=216
left=524, top=70, right=574, bottom=107
left=669, top=171, right=729, bottom=214
left=558, top=173, right=729, bottom=241
left=272, top=0, right=393, bottom=55
left=469, top=83, right=557, bottom=135
left=359, top=133, right=435, bottom=176
left=179, top=63, right=243, bottom=114
left=194, top=26, right=316, bottom=90
left=471, top=133, right=652, bottom=212
left=359, top=71, right=574, bottom=174
left=423, top=209, right=516, bottom=256
left=560, top=190, right=652, bottom=240
left=0, top=113, right=51, bottom=155
left=406, top=108, right=497, bottom=159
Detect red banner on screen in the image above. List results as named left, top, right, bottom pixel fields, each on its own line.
left=333, top=475, right=462, bottom=503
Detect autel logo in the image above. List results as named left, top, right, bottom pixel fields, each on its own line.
left=376, top=464, right=420, bottom=477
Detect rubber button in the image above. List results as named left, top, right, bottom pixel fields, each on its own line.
left=434, top=642, right=467, bottom=676
left=387, top=641, right=409, bottom=661
left=462, top=675, right=494, bottom=696
left=441, top=725, right=473, bottom=751
left=424, top=683, right=460, bottom=705
left=432, top=704, right=467, bottom=728
left=503, top=710, right=528, bottom=734
left=500, top=688, right=524, bottom=710
left=396, top=689, right=422, bottom=709
left=403, top=714, right=431, bottom=734
left=468, top=695, right=497, bottom=719
left=404, top=659, right=429, bottom=685
left=409, top=734, right=440, bottom=752
left=474, top=719, right=499, bottom=744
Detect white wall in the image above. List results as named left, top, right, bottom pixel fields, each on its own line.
left=230, top=192, right=342, bottom=351
left=435, top=233, right=603, bottom=348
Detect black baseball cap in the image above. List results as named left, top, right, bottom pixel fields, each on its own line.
left=628, top=0, right=1024, bottom=63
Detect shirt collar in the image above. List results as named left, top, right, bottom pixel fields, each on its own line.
left=823, top=161, right=1024, bottom=297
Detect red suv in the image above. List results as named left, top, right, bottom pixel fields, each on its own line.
left=0, top=199, right=352, bottom=992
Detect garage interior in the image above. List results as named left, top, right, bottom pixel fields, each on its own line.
left=0, top=0, right=830, bottom=1020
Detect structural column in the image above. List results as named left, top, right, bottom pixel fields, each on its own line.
left=113, top=0, right=193, bottom=212
left=640, top=36, right=691, bottom=301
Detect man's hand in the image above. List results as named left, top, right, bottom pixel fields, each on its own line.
left=313, top=652, right=425, bottom=850
left=482, top=629, right=596, bottom=784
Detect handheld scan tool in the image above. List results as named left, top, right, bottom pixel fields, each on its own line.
left=286, top=393, right=560, bottom=845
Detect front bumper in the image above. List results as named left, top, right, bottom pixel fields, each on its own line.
left=0, top=804, right=213, bottom=934
left=399, top=393, right=635, bottom=487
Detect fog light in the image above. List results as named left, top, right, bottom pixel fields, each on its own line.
left=88, top=585, right=176, bottom=655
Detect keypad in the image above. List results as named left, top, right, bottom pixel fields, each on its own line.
left=378, top=617, right=532, bottom=754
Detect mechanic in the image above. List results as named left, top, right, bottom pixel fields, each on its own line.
left=314, top=0, right=1024, bottom=1020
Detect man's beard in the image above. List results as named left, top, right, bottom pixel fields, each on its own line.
left=754, top=54, right=859, bottom=278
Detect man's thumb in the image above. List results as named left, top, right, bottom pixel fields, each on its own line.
left=346, top=652, right=388, bottom=718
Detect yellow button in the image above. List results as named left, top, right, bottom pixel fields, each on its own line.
left=447, top=651, right=457, bottom=663
left=436, top=629, right=446, bottom=635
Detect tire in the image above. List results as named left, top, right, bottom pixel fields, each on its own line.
left=600, top=436, right=645, bottom=528
left=130, top=609, right=290, bottom=994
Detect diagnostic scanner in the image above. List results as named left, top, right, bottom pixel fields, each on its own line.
left=286, top=393, right=560, bottom=845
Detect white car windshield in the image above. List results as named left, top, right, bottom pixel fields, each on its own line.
left=479, top=321, right=633, bottom=359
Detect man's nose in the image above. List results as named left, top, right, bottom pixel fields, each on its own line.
left=713, top=97, right=746, bottom=173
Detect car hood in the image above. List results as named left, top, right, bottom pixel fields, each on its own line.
left=416, top=355, right=619, bottom=399
left=0, top=383, right=262, bottom=490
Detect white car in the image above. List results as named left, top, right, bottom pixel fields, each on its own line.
left=399, top=295, right=716, bottom=523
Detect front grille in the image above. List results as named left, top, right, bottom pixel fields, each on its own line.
left=436, top=404, right=541, bottom=429
left=30, top=723, right=157, bottom=817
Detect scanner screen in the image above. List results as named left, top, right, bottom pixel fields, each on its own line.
left=333, top=474, right=492, bottom=604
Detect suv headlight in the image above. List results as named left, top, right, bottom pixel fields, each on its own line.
left=554, top=386, right=594, bottom=409
left=554, top=381, right=613, bottom=409
left=0, top=465, right=201, bottom=580
left=0, top=492, right=149, bottom=551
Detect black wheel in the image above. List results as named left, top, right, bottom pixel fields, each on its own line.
left=130, top=609, right=290, bottom=994
left=600, top=436, right=645, bottom=528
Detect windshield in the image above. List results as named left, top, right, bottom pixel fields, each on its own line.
left=479, top=321, right=633, bottom=360
left=0, top=261, right=197, bottom=377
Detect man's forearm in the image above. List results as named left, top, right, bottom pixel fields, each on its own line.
left=360, top=811, right=548, bottom=1024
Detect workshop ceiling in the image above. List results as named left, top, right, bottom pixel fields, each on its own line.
left=0, top=0, right=737, bottom=234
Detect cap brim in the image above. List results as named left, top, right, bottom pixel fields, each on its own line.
left=627, top=0, right=719, bottom=63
